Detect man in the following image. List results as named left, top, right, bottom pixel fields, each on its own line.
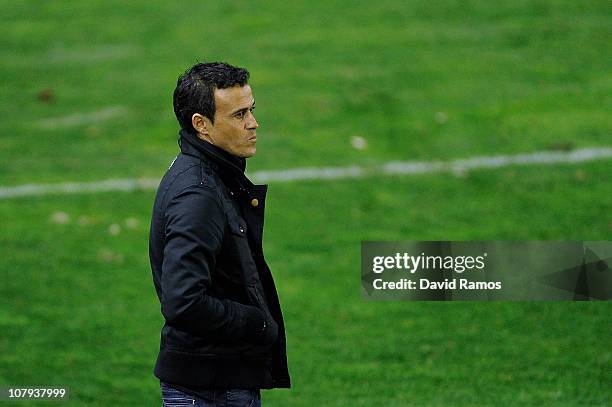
left=149, top=62, right=290, bottom=407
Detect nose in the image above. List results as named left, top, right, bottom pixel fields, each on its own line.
left=244, top=111, right=259, bottom=130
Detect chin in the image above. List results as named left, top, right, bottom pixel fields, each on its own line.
left=242, top=147, right=256, bottom=158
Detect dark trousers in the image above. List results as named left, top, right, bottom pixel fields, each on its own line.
left=161, top=382, right=261, bottom=407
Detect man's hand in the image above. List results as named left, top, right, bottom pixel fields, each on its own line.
left=244, top=306, right=278, bottom=346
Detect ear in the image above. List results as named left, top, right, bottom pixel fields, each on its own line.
left=192, top=113, right=213, bottom=139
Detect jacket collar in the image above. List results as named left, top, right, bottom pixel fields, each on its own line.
left=178, top=129, right=253, bottom=190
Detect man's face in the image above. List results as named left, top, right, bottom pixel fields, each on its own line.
left=209, top=84, right=258, bottom=158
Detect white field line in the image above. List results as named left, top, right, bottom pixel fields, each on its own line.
left=0, top=147, right=611, bottom=200
left=36, top=106, right=127, bottom=129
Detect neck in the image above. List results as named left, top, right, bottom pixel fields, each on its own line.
left=196, top=132, right=215, bottom=145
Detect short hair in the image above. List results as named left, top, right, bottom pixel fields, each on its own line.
left=173, top=62, right=250, bottom=133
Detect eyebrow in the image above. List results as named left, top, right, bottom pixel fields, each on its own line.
left=230, top=100, right=256, bottom=116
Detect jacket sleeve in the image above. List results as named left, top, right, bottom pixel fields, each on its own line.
left=160, top=184, right=269, bottom=343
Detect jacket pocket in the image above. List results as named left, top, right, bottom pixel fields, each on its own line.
left=228, top=215, right=248, bottom=238
left=216, top=215, right=258, bottom=286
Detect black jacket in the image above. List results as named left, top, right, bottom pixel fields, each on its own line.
left=149, top=130, right=290, bottom=389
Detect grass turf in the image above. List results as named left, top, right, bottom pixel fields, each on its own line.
left=1, top=161, right=611, bottom=405
left=0, top=0, right=611, bottom=405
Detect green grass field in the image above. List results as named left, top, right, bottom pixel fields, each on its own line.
left=0, top=1, right=610, bottom=405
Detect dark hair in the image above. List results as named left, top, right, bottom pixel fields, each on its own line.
left=173, top=62, right=250, bottom=133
